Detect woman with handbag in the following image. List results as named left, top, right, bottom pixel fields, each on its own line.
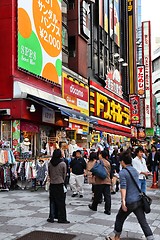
left=88, top=150, right=112, bottom=215
left=106, top=151, right=154, bottom=240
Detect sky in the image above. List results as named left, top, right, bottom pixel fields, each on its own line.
left=141, top=0, right=160, bottom=51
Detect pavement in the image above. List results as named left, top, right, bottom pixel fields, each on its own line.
left=0, top=181, right=160, bottom=240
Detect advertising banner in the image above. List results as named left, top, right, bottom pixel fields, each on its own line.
left=114, top=0, right=120, bottom=46
left=128, top=0, right=134, bottom=94
left=18, top=0, right=62, bottom=84
left=129, top=95, right=140, bottom=124
left=104, top=0, right=108, bottom=33
left=137, top=127, right=146, bottom=139
left=137, top=65, right=145, bottom=98
left=109, top=0, right=113, bottom=39
left=105, top=69, right=123, bottom=98
left=142, top=21, right=152, bottom=128
left=139, top=98, right=145, bottom=127
left=62, top=76, right=89, bottom=116
left=99, top=0, right=103, bottom=28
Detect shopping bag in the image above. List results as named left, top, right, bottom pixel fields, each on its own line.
left=90, top=160, right=107, bottom=179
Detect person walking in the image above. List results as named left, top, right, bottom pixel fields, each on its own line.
left=88, top=150, right=112, bottom=215
left=132, top=146, right=152, bottom=193
left=106, top=151, right=154, bottom=240
left=147, top=145, right=160, bottom=182
left=47, top=149, right=70, bottom=224
left=86, top=152, right=97, bottom=200
left=69, top=150, right=86, bottom=198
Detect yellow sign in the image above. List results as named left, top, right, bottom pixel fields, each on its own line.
left=90, top=91, right=130, bottom=126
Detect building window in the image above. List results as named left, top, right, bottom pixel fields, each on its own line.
left=68, top=0, right=75, bottom=10
left=68, top=36, right=76, bottom=57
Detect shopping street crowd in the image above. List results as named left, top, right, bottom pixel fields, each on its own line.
left=46, top=144, right=160, bottom=240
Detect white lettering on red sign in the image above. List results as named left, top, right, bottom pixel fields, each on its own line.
left=70, top=85, right=84, bottom=98
left=137, top=66, right=145, bottom=97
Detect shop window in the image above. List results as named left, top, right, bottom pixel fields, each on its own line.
left=67, top=130, right=75, bottom=142
left=0, top=121, right=11, bottom=148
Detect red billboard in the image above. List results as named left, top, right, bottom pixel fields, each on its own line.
left=137, top=65, right=145, bottom=98
left=62, top=75, right=89, bottom=116
left=130, top=95, right=140, bottom=124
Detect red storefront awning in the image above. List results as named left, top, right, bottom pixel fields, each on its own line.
left=94, top=125, right=132, bottom=138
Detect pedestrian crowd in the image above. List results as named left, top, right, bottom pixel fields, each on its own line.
left=47, top=144, right=160, bottom=240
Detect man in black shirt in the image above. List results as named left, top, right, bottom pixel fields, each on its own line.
left=69, top=150, right=86, bottom=198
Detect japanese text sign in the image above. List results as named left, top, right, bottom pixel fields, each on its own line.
left=129, top=95, right=140, bottom=124
left=137, top=65, right=145, bottom=98
left=90, top=90, right=130, bottom=126
left=18, top=0, right=62, bottom=84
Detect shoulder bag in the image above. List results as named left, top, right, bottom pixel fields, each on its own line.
left=125, top=168, right=152, bottom=214
left=90, top=160, right=107, bottom=180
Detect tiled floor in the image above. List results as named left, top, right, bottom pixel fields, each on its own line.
left=0, top=183, right=159, bottom=240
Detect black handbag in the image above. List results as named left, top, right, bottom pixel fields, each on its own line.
left=125, top=168, right=152, bottom=214
left=90, top=160, right=107, bottom=180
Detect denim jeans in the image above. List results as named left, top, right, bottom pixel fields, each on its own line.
left=114, top=201, right=154, bottom=240
left=139, top=179, right=147, bottom=193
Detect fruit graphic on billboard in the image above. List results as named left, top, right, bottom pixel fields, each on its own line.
left=18, top=0, right=62, bottom=84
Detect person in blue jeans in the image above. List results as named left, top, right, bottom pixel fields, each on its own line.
left=132, top=146, right=152, bottom=193
left=106, top=151, right=154, bottom=240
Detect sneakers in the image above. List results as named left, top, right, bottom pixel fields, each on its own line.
left=72, top=193, right=78, bottom=197
left=88, top=204, right=97, bottom=211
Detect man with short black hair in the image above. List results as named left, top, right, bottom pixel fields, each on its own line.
left=69, top=150, right=86, bottom=198
left=132, top=146, right=151, bottom=193
left=106, top=151, right=154, bottom=240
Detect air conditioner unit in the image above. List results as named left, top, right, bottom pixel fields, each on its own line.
left=0, top=109, right=11, bottom=115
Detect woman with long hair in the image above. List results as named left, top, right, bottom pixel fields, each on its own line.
left=47, top=149, right=70, bottom=224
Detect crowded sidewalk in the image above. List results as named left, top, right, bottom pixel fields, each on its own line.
left=0, top=181, right=160, bottom=240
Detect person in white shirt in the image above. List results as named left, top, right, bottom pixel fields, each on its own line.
left=132, top=146, right=152, bottom=193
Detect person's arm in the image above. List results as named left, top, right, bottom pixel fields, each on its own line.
left=119, top=171, right=127, bottom=212
left=121, top=188, right=127, bottom=212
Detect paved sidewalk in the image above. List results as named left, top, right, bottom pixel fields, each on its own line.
left=0, top=183, right=160, bottom=240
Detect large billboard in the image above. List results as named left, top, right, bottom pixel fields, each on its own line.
left=18, top=0, right=62, bottom=84
left=142, top=21, right=152, bottom=128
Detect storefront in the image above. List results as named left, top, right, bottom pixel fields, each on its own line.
left=62, top=72, right=90, bottom=148
left=89, top=81, right=131, bottom=147
left=0, top=81, right=70, bottom=159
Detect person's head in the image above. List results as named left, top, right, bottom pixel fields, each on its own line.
left=135, top=146, right=144, bottom=159
left=72, top=151, right=76, bottom=157
left=52, top=148, right=62, bottom=159
left=98, top=150, right=109, bottom=160
left=119, top=151, right=132, bottom=167
left=50, top=148, right=62, bottom=166
left=151, top=145, right=157, bottom=152
left=89, top=152, right=98, bottom=161
left=76, top=150, right=82, bottom=158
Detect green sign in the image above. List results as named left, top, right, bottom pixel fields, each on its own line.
left=145, top=128, right=154, bottom=137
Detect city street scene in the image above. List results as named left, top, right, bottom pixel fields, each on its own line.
left=0, top=0, right=160, bottom=239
